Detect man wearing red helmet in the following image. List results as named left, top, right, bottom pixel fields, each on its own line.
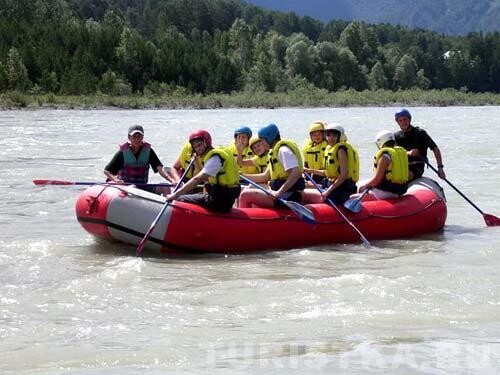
left=166, top=130, right=241, bottom=212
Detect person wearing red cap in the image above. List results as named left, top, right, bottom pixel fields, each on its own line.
left=166, top=130, right=241, bottom=213
left=104, top=125, right=174, bottom=193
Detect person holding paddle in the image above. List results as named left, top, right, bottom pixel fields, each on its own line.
left=239, top=123, right=305, bottom=208
left=355, top=130, right=409, bottom=200
left=104, top=125, right=174, bottom=194
left=394, top=108, right=446, bottom=181
left=302, top=121, right=328, bottom=184
left=169, top=141, right=203, bottom=190
left=165, top=130, right=241, bottom=213
left=302, top=123, right=359, bottom=205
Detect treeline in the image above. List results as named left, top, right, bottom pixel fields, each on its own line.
left=1, top=0, right=500, bottom=98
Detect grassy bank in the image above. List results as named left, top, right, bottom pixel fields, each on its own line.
left=2, top=88, right=500, bottom=109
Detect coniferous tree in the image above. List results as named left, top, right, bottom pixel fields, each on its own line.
left=369, top=61, right=388, bottom=89
left=7, top=47, right=31, bottom=91
left=0, top=62, right=8, bottom=91
left=393, top=54, right=418, bottom=89
left=1, top=0, right=500, bottom=96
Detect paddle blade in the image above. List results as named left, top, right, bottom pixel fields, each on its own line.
left=344, top=197, right=362, bottom=213
left=483, top=213, right=500, bottom=227
left=282, top=200, right=316, bottom=224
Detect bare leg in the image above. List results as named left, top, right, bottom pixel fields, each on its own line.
left=408, top=170, right=415, bottom=181
left=156, top=186, right=172, bottom=196
left=301, top=189, right=323, bottom=204
left=370, top=188, right=399, bottom=200
left=239, top=188, right=275, bottom=208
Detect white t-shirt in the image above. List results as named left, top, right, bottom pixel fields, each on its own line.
left=278, top=145, right=299, bottom=172
left=200, top=155, right=223, bottom=177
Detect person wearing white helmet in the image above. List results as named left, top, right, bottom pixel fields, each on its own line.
left=302, top=121, right=328, bottom=184
left=239, top=123, right=305, bottom=208
left=303, top=123, right=360, bottom=204
left=355, top=130, right=409, bottom=200
left=394, top=108, right=445, bottom=181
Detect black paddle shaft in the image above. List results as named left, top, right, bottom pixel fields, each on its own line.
left=423, top=159, right=485, bottom=215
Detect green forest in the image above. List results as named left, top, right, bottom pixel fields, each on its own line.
left=1, top=0, right=500, bottom=107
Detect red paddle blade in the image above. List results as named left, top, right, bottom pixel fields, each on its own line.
left=33, top=179, right=73, bottom=185
left=483, top=213, right=500, bottom=227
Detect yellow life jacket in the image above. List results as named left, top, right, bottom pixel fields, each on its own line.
left=374, top=146, right=409, bottom=184
left=202, top=148, right=240, bottom=187
left=178, top=142, right=199, bottom=179
left=268, top=140, right=304, bottom=181
left=302, top=139, right=328, bottom=169
left=324, top=141, right=360, bottom=182
left=226, top=142, right=258, bottom=174
left=253, top=153, right=269, bottom=173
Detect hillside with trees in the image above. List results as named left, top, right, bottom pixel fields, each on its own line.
left=245, top=0, right=500, bottom=35
left=1, top=0, right=500, bottom=101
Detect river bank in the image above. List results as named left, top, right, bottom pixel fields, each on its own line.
left=2, top=88, right=500, bottom=109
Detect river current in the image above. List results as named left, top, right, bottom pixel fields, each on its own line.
left=1, top=107, right=499, bottom=374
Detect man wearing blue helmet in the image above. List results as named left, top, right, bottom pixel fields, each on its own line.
left=394, top=109, right=446, bottom=181
left=239, top=123, right=305, bottom=208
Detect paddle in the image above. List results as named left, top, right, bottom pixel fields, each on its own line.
left=422, top=158, right=500, bottom=227
left=304, top=173, right=370, bottom=247
left=344, top=188, right=371, bottom=213
left=239, top=175, right=316, bottom=224
left=33, top=179, right=175, bottom=188
left=135, top=157, right=196, bottom=256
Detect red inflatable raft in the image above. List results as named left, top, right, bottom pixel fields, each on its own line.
left=75, top=177, right=447, bottom=254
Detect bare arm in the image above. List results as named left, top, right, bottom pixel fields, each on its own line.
left=432, top=146, right=446, bottom=179
left=323, top=148, right=348, bottom=196
left=166, top=171, right=208, bottom=201
left=239, top=157, right=258, bottom=167
left=156, top=165, right=176, bottom=183
left=170, top=157, right=182, bottom=181
left=275, top=167, right=301, bottom=198
left=242, top=169, right=270, bottom=184
left=359, top=155, right=390, bottom=192
left=304, top=167, right=326, bottom=177
left=104, top=170, right=123, bottom=183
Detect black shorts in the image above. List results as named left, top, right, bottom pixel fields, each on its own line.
left=270, top=177, right=305, bottom=207
left=137, top=184, right=158, bottom=194
left=325, top=179, right=357, bottom=205
left=378, top=180, right=408, bottom=196
left=410, top=165, right=424, bottom=179
left=177, top=185, right=241, bottom=213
